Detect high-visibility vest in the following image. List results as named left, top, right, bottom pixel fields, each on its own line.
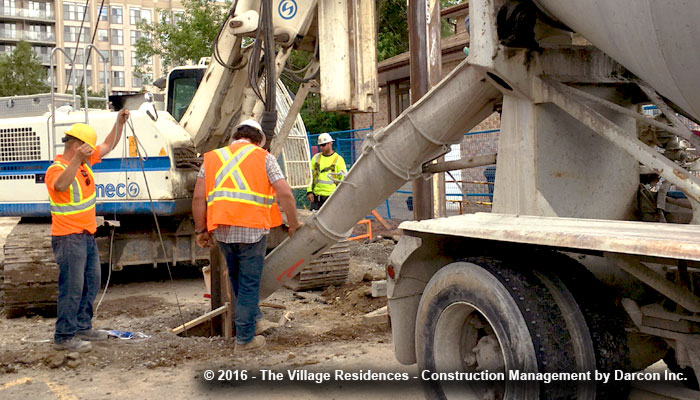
left=46, top=159, right=97, bottom=236
left=204, top=142, right=282, bottom=231
left=307, top=152, right=345, bottom=196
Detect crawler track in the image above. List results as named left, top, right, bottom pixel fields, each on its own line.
left=2, top=220, right=58, bottom=318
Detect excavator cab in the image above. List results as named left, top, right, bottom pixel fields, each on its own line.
left=165, top=67, right=206, bottom=122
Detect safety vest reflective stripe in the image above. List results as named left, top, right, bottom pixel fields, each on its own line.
left=49, top=162, right=95, bottom=215
left=208, top=144, right=272, bottom=208
left=206, top=189, right=273, bottom=207
left=213, top=145, right=256, bottom=190
left=50, top=194, right=96, bottom=214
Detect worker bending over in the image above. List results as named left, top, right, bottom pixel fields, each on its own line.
left=193, top=120, right=300, bottom=352
left=306, top=133, right=347, bottom=210
left=46, top=109, right=129, bottom=352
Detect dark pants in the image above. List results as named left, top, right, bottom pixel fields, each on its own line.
left=309, top=194, right=329, bottom=211
left=52, top=233, right=100, bottom=343
left=218, top=236, right=267, bottom=344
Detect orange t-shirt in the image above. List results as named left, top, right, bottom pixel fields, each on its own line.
left=45, top=152, right=102, bottom=236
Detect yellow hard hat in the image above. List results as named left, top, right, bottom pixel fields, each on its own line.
left=64, top=123, right=97, bottom=150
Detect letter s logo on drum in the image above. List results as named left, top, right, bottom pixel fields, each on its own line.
left=278, top=0, right=297, bottom=20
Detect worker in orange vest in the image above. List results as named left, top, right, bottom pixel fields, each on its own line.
left=45, top=109, right=130, bottom=352
left=192, top=119, right=300, bottom=352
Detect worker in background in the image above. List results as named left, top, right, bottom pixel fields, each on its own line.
left=45, top=109, right=130, bottom=352
left=306, top=133, right=347, bottom=210
left=192, top=119, right=301, bottom=352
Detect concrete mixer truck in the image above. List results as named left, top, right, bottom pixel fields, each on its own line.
left=255, top=0, right=700, bottom=399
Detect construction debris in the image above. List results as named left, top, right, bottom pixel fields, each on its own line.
left=371, top=280, right=387, bottom=298
left=362, top=306, right=388, bottom=326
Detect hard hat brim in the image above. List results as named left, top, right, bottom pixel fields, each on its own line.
left=63, top=132, right=97, bottom=150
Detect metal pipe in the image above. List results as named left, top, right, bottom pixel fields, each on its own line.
left=260, top=61, right=501, bottom=298
left=409, top=0, right=443, bottom=221
left=423, top=153, right=497, bottom=173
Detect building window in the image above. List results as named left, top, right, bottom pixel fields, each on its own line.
left=28, top=1, right=51, bottom=19
left=99, top=70, right=106, bottom=84
left=98, top=6, right=107, bottom=21
left=28, top=24, right=52, bottom=41
left=173, top=11, right=183, bottom=25
left=66, top=69, right=92, bottom=86
left=97, top=29, right=108, bottom=42
left=112, top=71, right=124, bottom=87
left=64, top=47, right=83, bottom=65
left=389, top=79, right=410, bottom=122
left=130, top=8, right=152, bottom=25
left=63, top=2, right=88, bottom=21
left=111, top=50, right=124, bottom=66
left=2, top=0, right=15, bottom=12
left=132, top=51, right=152, bottom=66
left=132, top=75, right=142, bottom=87
left=130, top=30, right=150, bottom=45
left=110, top=29, right=122, bottom=45
left=110, top=6, right=122, bottom=24
left=0, top=44, right=15, bottom=55
left=142, top=73, right=153, bottom=85
left=64, top=26, right=88, bottom=43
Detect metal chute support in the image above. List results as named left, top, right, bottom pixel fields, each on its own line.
left=260, top=62, right=501, bottom=298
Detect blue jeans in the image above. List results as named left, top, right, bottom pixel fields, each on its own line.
left=218, top=236, right=267, bottom=344
left=52, top=233, right=101, bottom=343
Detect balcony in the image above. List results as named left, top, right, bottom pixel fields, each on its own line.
left=0, top=7, right=55, bottom=22
left=0, top=29, right=55, bottom=44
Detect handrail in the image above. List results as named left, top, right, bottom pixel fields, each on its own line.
left=49, top=47, right=78, bottom=160
left=82, top=44, right=110, bottom=123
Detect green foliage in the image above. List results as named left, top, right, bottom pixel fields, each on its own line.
left=376, top=0, right=467, bottom=61
left=76, top=84, right=108, bottom=109
left=134, top=0, right=231, bottom=75
left=0, top=41, right=48, bottom=96
left=293, top=188, right=310, bottom=210
left=281, top=50, right=350, bottom=134
left=376, top=0, right=409, bottom=62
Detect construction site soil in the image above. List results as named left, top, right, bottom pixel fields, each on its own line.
left=0, top=217, right=426, bottom=399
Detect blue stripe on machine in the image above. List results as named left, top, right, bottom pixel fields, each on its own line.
left=0, top=201, right=180, bottom=216
left=0, top=156, right=171, bottom=176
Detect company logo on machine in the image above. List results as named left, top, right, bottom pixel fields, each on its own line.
left=278, top=0, right=297, bottom=20
left=95, top=182, right=141, bottom=198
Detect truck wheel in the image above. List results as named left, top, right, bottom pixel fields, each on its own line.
left=415, top=257, right=579, bottom=400
left=535, top=251, right=631, bottom=398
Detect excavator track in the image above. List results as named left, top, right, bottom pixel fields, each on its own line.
left=1, top=220, right=58, bottom=318
left=284, top=240, right=350, bottom=291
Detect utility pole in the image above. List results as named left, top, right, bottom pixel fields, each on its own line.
left=409, top=0, right=444, bottom=220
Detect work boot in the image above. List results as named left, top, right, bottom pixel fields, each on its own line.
left=53, top=337, right=92, bottom=352
left=75, top=329, right=109, bottom=341
left=254, top=319, right=276, bottom=335
left=235, top=336, right=266, bottom=352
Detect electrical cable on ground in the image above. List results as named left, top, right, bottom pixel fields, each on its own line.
left=126, top=118, right=189, bottom=336
left=94, top=122, right=127, bottom=318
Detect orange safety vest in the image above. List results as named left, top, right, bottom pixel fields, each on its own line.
left=46, top=158, right=97, bottom=236
left=204, top=142, right=282, bottom=231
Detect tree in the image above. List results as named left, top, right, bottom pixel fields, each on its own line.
left=376, top=0, right=466, bottom=62
left=0, top=41, right=48, bottom=96
left=134, top=0, right=231, bottom=75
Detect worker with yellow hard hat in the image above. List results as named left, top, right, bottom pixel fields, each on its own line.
left=306, top=132, right=347, bottom=210
left=45, top=109, right=129, bottom=353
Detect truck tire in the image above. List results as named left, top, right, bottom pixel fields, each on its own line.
left=415, top=257, right=580, bottom=400
left=535, top=251, right=631, bottom=398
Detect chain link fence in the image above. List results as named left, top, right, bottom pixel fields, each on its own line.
left=302, top=128, right=499, bottom=221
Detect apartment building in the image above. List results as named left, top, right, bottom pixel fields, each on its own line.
left=0, top=0, right=183, bottom=95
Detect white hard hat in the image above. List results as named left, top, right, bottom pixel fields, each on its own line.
left=317, top=133, right=334, bottom=145
left=237, top=119, right=263, bottom=133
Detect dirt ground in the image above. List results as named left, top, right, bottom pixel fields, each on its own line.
left=0, top=217, right=428, bottom=400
